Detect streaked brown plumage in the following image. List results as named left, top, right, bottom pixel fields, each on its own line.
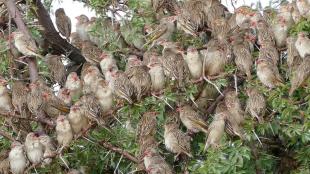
left=289, top=57, right=310, bottom=96
left=24, top=132, right=44, bottom=164
left=245, top=88, right=266, bottom=123
left=0, top=78, right=13, bottom=112
left=259, top=42, right=279, bottom=65
left=137, top=112, right=157, bottom=143
left=70, top=32, right=83, bottom=49
left=55, top=8, right=71, bottom=40
left=295, top=32, right=310, bottom=59
left=143, top=148, right=173, bottom=174
left=68, top=103, right=89, bottom=134
left=256, top=58, right=283, bottom=89
left=224, top=90, right=244, bottom=125
left=78, top=94, right=106, bottom=125
left=287, top=36, right=302, bottom=72
left=109, top=71, right=135, bottom=104
left=255, top=20, right=275, bottom=45
left=211, top=18, right=230, bottom=41
left=45, top=54, right=66, bottom=86
left=27, top=81, right=44, bottom=115
left=185, top=46, right=203, bottom=81
left=81, top=41, right=102, bottom=65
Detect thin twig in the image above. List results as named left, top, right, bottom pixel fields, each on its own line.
left=152, top=94, right=173, bottom=109
left=0, top=130, right=15, bottom=141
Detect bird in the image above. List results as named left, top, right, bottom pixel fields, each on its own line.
left=254, top=20, right=275, bottom=45
left=272, top=15, right=290, bottom=48
left=136, top=112, right=157, bottom=143
left=245, top=88, right=266, bottom=123
left=147, top=55, right=166, bottom=94
left=230, top=36, right=253, bottom=79
left=185, top=46, right=203, bottom=81
left=55, top=8, right=72, bottom=41
left=65, top=72, right=83, bottom=101
left=27, top=81, right=44, bottom=115
left=56, top=115, right=73, bottom=147
left=178, top=104, right=208, bottom=134
left=94, top=79, right=113, bottom=113
left=295, top=32, right=310, bottom=59
left=164, top=121, right=192, bottom=158
left=81, top=41, right=102, bottom=65
left=11, top=81, right=29, bottom=116
left=211, top=17, right=231, bottom=41
left=224, top=91, right=244, bottom=127
left=57, top=88, right=72, bottom=105
left=125, top=56, right=152, bottom=101
left=41, top=89, right=70, bottom=118
left=256, top=58, right=283, bottom=89
left=296, top=0, right=310, bottom=18
left=108, top=70, right=135, bottom=104
left=291, top=1, right=302, bottom=23
left=99, top=51, right=118, bottom=75
left=38, top=133, right=56, bottom=166
left=75, top=15, right=90, bottom=41
left=70, top=32, right=83, bottom=49
left=67, top=103, right=89, bottom=134
left=235, top=6, right=253, bottom=27
left=78, top=94, right=106, bottom=125
left=287, top=36, right=302, bottom=72
left=81, top=64, right=102, bottom=94
left=0, top=77, right=13, bottom=112
left=143, top=147, right=174, bottom=174
left=0, top=158, right=10, bottom=174
left=259, top=42, right=279, bottom=65
left=24, top=132, right=44, bottom=164
left=289, top=57, right=310, bottom=96
left=45, top=54, right=66, bottom=86
left=8, top=141, right=28, bottom=174
left=12, top=31, right=44, bottom=59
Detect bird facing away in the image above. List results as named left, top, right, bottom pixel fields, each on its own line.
left=55, top=8, right=72, bottom=41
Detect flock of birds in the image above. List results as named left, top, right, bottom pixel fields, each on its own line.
left=1, top=0, right=310, bottom=173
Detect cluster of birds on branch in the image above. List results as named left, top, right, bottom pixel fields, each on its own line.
left=1, top=0, right=310, bottom=173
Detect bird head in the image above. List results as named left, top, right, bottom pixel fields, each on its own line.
left=71, top=104, right=80, bottom=112
left=42, top=92, right=51, bottom=100
left=298, top=32, right=308, bottom=38
left=29, top=83, right=37, bottom=91
left=57, top=115, right=66, bottom=123
left=100, top=52, right=109, bottom=60
left=187, top=46, right=197, bottom=53
left=61, top=88, right=71, bottom=96
left=76, top=15, right=89, bottom=23
left=176, top=107, right=184, bottom=112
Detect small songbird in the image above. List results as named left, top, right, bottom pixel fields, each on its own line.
left=81, top=64, right=102, bottom=94
left=272, top=15, right=289, bottom=48
left=56, top=115, right=73, bottom=147
left=136, top=112, right=157, bottom=143
left=99, top=51, right=118, bottom=75
left=224, top=91, right=244, bottom=125
left=9, top=141, right=28, bottom=174
left=45, top=54, right=66, bottom=86
left=256, top=58, right=283, bottom=89
left=38, top=133, right=56, bottom=165
left=235, top=6, right=253, bottom=27
left=287, top=36, right=302, bottom=72
left=185, top=46, right=203, bottom=81
left=75, top=15, right=90, bottom=41
left=57, top=88, right=72, bottom=105
left=289, top=57, right=310, bottom=96
left=41, top=90, right=69, bottom=118
left=108, top=70, right=135, bottom=104
left=70, top=32, right=83, bottom=49
left=205, top=103, right=226, bottom=150
left=125, top=56, right=152, bottom=101
left=12, top=81, right=30, bottom=117
left=81, top=41, right=102, bottom=65
left=12, top=31, right=44, bottom=59
left=143, top=148, right=173, bottom=174
left=79, top=94, right=106, bottom=125
left=27, top=81, right=44, bottom=115
left=0, top=77, right=13, bottom=112
left=295, top=32, right=310, bottom=59
left=67, top=103, right=89, bottom=134
left=245, top=88, right=266, bottom=123
left=0, top=158, right=10, bottom=174
left=254, top=20, right=275, bottom=45
left=24, top=132, right=44, bottom=164
left=211, top=18, right=231, bottom=41
left=65, top=72, right=83, bottom=101
left=259, top=42, right=279, bottom=65
left=147, top=56, right=166, bottom=94
left=55, top=8, right=72, bottom=41
left=296, top=0, right=310, bottom=18
left=94, top=79, right=113, bottom=113
left=164, top=121, right=192, bottom=158
left=178, top=104, right=208, bottom=134
left=291, top=1, right=302, bottom=23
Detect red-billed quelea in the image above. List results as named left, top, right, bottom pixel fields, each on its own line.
left=45, top=54, right=66, bottom=86
left=81, top=64, right=102, bottom=94
left=296, top=0, right=310, bottom=18
left=67, top=103, right=89, bottom=134
left=75, top=15, right=89, bottom=41
left=9, top=141, right=28, bottom=174
left=94, top=79, right=113, bottom=113
left=56, top=115, right=73, bottom=147
left=39, top=133, right=55, bottom=166
left=147, top=55, right=166, bottom=94
left=245, top=88, right=266, bottom=123
left=99, top=51, right=118, bottom=75
left=295, top=32, right=310, bottom=59
left=185, top=46, right=203, bottom=81
left=143, top=148, right=173, bottom=174
left=65, top=72, right=83, bottom=101
left=289, top=57, right=310, bottom=96
left=287, top=36, right=302, bottom=72
left=256, top=58, right=283, bottom=89
left=55, top=8, right=71, bottom=41
left=81, top=41, right=102, bottom=65
left=24, top=132, right=44, bottom=164
left=259, top=42, right=279, bottom=65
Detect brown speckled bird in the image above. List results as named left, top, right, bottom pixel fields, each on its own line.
left=178, top=104, right=208, bottom=134
left=55, top=8, right=71, bottom=41
left=65, top=72, right=83, bottom=100
left=254, top=20, right=275, bottom=45
left=224, top=91, right=244, bottom=125
left=45, top=54, right=66, bottom=86
left=289, top=57, right=310, bottom=96
left=185, top=46, right=203, bottom=81
left=67, top=103, right=89, bottom=134
left=94, top=79, right=113, bottom=113
left=256, top=58, right=283, bottom=89
left=287, top=36, right=302, bottom=72
left=24, top=132, right=44, bottom=164
left=9, top=141, right=28, bottom=174
left=27, top=81, right=44, bottom=115
left=259, top=42, right=279, bottom=65
left=295, top=32, right=310, bottom=59
left=75, top=15, right=89, bottom=41
left=147, top=55, right=166, bottom=94
left=39, top=133, right=56, bottom=166
left=56, top=115, right=73, bottom=147
left=143, top=147, right=174, bottom=174
left=245, top=88, right=266, bottom=123
left=0, top=77, right=13, bottom=112
left=164, top=121, right=192, bottom=158
left=136, top=112, right=157, bottom=143
left=81, top=41, right=102, bottom=65
left=70, top=32, right=83, bottom=49
left=79, top=94, right=106, bottom=125
left=81, top=64, right=102, bottom=94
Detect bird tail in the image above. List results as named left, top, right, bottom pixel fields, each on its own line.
left=51, top=104, right=70, bottom=113
left=190, top=118, right=208, bottom=134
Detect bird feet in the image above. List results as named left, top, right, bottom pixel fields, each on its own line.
left=191, top=77, right=203, bottom=83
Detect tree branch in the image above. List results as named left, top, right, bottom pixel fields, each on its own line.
left=31, top=0, right=85, bottom=64
left=0, top=129, right=15, bottom=142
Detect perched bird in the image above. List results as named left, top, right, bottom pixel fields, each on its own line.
left=45, top=54, right=66, bottom=86
left=108, top=70, right=135, bottom=104
left=143, top=148, right=173, bottom=174
left=289, top=57, right=310, bottom=96
left=9, top=141, right=28, bottom=174
left=185, top=46, right=203, bottom=81
left=24, top=132, right=44, bottom=164
left=0, top=77, right=13, bottom=112
left=38, top=133, right=56, bottom=165
left=0, top=158, right=10, bottom=174
left=259, top=42, right=279, bottom=65
left=147, top=56, right=166, bottom=94
left=211, top=18, right=231, bottom=41
left=235, top=6, right=253, bottom=27
left=78, top=94, right=106, bottom=125
left=256, top=58, right=283, bottom=89
left=70, top=32, right=83, bottom=49
left=296, top=0, right=310, bottom=18
left=125, top=56, right=152, bottom=101
left=245, top=88, right=266, bottom=123
left=65, top=72, right=83, bottom=101
left=287, top=36, right=302, bottom=72
left=230, top=37, right=253, bottom=79
left=27, top=81, right=44, bottom=115
left=136, top=112, right=157, bottom=143
left=81, top=41, right=102, bottom=65
left=67, top=103, right=89, bottom=134
left=55, top=8, right=71, bottom=41
left=41, top=89, right=69, bottom=118
left=99, top=51, right=118, bottom=75
left=75, top=15, right=89, bottom=41
left=295, top=32, right=310, bottom=59
left=81, top=64, right=102, bottom=94
left=178, top=104, right=208, bottom=134
left=160, top=41, right=190, bottom=87
left=12, top=31, right=44, bottom=59
left=56, top=115, right=73, bottom=147
left=254, top=20, right=275, bottom=45
left=57, top=88, right=72, bottom=105
left=94, top=79, right=113, bottom=113
left=151, top=0, right=178, bottom=15
left=11, top=81, right=29, bottom=116
left=292, top=1, right=302, bottom=23
left=272, top=15, right=289, bottom=48
left=224, top=91, right=244, bottom=125
left=205, top=102, right=226, bottom=150
left=164, top=122, right=192, bottom=158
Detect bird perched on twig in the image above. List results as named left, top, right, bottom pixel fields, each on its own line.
left=295, top=32, right=310, bottom=59
left=81, top=64, right=102, bottom=94
left=99, top=51, right=118, bottom=76
left=94, top=79, right=113, bottom=113
left=55, top=8, right=71, bottom=41
left=259, top=42, right=279, bottom=66
left=164, top=121, right=192, bottom=158
left=185, top=46, right=203, bottom=82
left=252, top=20, right=275, bottom=45
left=81, top=41, right=102, bottom=65
left=12, top=31, right=44, bottom=59
left=24, top=132, right=44, bottom=164
left=287, top=36, right=302, bottom=72
left=289, top=57, right=310, bottom=96
left=0, top=77, right=13, bottom=112
left=136, top=112, right=158, bottom=143
left=67, top=103, right=89, bottom=134
left=56, top=115, right=73, bottom=147
left=70, top=32, right=83, bottom=49
left=9, top=141, right=28, bottom=174
left=45, top=54, right=66, bottom=86
left=65, top=72, right=83, bottom=101
left=256, top=58, right=283, bottom=89
left=76, top=15, right=90, bottom=41
left=178, top=104, right=208, bottom=134
left=296, top=0, right=310, bottom=18
left=143, top=148, right=174, bottom=174
left=147, top=55, right=166, bottom=94
left=38, top=133, right=56, bottom=166
left=245, top=88, right=266, bottom=123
